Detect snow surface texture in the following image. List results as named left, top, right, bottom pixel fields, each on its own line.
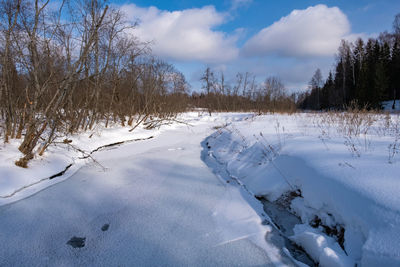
left=206, top=113, right=400, bottom=266
left=0, top=112, right=296, bottom=266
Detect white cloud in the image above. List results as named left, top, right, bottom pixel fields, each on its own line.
left=121, top=4, right=239, bottom=63
left=360, top=4, right=374, bottom=12
left=242, top=5, right=351, bottom=58
left=231, top=0, right=253, bottom=10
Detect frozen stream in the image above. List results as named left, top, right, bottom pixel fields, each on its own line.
left=0, top=116, right=295, bottom=266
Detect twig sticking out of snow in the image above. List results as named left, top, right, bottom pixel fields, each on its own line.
left=0, top=164, right=73, bottom=199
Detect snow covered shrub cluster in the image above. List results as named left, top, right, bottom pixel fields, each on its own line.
left=311, top=109, right=400, bottom=163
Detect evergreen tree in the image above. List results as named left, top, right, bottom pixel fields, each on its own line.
left=362, top=39, right=377, bottom=107
left=353, top=38, right=365, bottom=102
left=309, top=69, right=323, bottom=109
left=391, top=40, right=400, bottom=106
left=321, top=72, right=334, bottom=110
left=378, top=42, right=391, bottom=101
left=300, top=13, right=400, bottom=110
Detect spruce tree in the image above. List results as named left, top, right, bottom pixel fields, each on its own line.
left=353, top=38, right=365, bottom=101
left=391, top=40, right=400, bottom=106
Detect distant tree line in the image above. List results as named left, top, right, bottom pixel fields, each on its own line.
left=0, top=0, right=189, bottom=166
left=192, top=67, right=297, bottom=114
left=300, top=13, right=400, bottom=110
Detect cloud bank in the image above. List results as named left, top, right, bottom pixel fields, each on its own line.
left=121, top=4, right=239, bottom=63
left=120, top=3, right=366, bottom=91
left=242, top=5, right=351, bottom=57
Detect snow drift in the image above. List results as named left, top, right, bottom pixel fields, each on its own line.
left=206, top=113, right=400, bottom=266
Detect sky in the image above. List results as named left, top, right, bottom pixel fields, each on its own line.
left=111, top=0, right=400, bottom=93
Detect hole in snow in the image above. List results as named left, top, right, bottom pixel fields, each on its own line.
left=66, top=236, right=86, bottom=248
left=101, top=224, right=110, bottom=232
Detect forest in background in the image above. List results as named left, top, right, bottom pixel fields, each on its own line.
left=300, top=14, right=400, bottom=110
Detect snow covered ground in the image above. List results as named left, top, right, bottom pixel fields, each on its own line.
left=206, top=112, right=400, bottom=266
left=0, top=112, right=296, bottom=266
left=0, top=116, right=195, bottom=205
left=1, top=111, right=399, bottom=266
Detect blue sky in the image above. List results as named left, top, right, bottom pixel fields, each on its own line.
left=112, top=0, right=400, bottom=92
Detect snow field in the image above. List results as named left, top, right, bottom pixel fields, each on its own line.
left=1, top=112, right=297, bottom=266
left=2, top=111, right=400, bottom=266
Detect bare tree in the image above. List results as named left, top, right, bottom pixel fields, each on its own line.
left=201, top=67, right=215, bottom=95
left=309, top=68, right=323, bottom=109
left=0, top=0, right=191, bottom=168
left=337, top=40, right=352, bottom=104
left=0, top=0, right=21, bottom=142
left=16, top=0, right=110, bottom=166
left=200, top=67, right=215, bottom=115
left=196, top=69, right=295, bottom=113
left=393, top=13, right=400, bottom=38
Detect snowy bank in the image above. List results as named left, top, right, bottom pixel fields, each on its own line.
left=205, top=112, right=400, bottom=266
